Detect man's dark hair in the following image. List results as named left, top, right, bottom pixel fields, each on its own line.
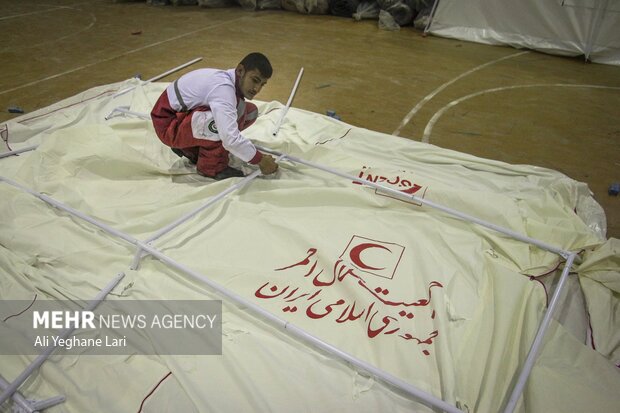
left=240, top=52, right=273, bottom=78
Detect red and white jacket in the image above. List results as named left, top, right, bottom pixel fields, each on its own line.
left=165, top=68, right=260, bottom=163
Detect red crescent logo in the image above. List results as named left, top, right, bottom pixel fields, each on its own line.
left=349, top=243, right=391, bottom=271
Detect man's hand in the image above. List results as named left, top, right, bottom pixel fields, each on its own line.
left=258, top=154, right=279, bottom=175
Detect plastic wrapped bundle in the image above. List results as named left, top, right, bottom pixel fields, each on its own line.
left=376, top=0, right=413, bottom=26
left=375, top=0, right=397, bottom=9
left=378, top=8, right=400, bottom=30
left=237, top=0, right=256, bottom=9
left=386, top=1, right=412, bottom=25
left=238, top=0, right=282, bottom=9
left=412, top=0, right=434, bottom=30
left=258, top=0, right=282, bottom=9
left=352, top=1, right=380, bottom=20
left=197, top=0, right=236, bottom=7
left=330, top=0, right=360, bottom=17
left=282, top=0, right=329, bottom=14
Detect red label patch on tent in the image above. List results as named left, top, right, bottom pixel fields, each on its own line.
left=352, top=166, right=428, bottom=205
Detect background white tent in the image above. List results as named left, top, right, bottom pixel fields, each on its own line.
left=427, top=0, right=620, bottom=65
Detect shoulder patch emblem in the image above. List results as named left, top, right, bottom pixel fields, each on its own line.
left=208, top=120, right=218, bottom=134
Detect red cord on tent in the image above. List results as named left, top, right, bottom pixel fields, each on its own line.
left=1, top=124, right=11, bottom=152
left=16, top=89, right=117, bottom=124
left=137, top=372, right=172, bottom=413
left=3, top=293, right=37, bottom=322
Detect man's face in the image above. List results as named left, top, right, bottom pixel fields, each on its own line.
left=236, top=66, right=269, bottom=100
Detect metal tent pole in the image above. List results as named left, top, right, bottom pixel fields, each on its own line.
left=28, top=396, right=67, bottom=412
left=0, top=145, right=39, bottom=159
left=502, top=252, right=578, bottom=413
left=1, top=59, right=203, bottom=159
left=96, top=106, right=571, bottom=258
left=424, top=0, right=441, bottom=34
left=104, top=106, right=151, bottom=121
left=0, top=273, right=125, bottom=406
left=261, top=64, right=571, bottom=412
left=131, top=155, right=286, bottom=270
left=144, top=169, right=262, bottom=243
left=2, top=135, right=575, bottom=411
left=134, top=242, right=464, bottom=413
left=105, top=72, right=569, bottom=255
left=0, top=177, right=139, bottom=247
left=0, top=374, right=65, bottom=413
left=112, top=57, right=202, bottom=98
left=74, top=101, right=574, bottom=258
left=272, top=67, right=304, bottom=137
left=254, top=145, right=571, bottom=258
left=583, top=0, right=610, bottom=62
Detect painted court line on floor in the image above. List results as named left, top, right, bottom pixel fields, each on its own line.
left=3, top=10, right=98, bottom=52
left=0, top=15, right=248, bottom=97
left=0, top=0, right=99, bottom=20
left=392, top=51, right=530, bottom=137
left=0, top=6, right=64, bottom=21
left=422, top=83, right=620, bottom=143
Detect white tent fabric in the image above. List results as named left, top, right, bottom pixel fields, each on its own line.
left=0, top=79, right=619, bottom=412
left=428, top=0, right=620, bottom=65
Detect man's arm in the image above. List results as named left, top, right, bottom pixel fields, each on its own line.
left=209, top=89, right=260, bottom=163
left=209, top=86, right=278, bottom=175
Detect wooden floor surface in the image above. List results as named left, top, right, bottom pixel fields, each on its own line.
left=1, top=0, right=619, bottom=238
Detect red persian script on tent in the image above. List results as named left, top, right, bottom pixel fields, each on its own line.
left=255, top=235, right=442, bottom=356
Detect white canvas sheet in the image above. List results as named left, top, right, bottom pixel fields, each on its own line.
left=429, top=0, right=620, bottom=65
left=0, top=80, right=619, bottom=412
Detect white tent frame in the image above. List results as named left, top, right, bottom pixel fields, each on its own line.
left=0, top=69, right=580, bottom=413
left=0, top=374, right=65, bottom=413
left=0, top=274, right=125, bottom=409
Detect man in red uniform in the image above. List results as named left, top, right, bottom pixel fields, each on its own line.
left=151, top=52, right=279, bottom=180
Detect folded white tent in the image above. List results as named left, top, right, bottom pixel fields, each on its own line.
left=427, top=0, right=620, bottom=65
left=0, top=77, right=619, bottom=413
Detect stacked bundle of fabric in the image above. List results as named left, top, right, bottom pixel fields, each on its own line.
left=282, top=0, right=330, bottom=14
left=353, top=0, right=434, bottom=28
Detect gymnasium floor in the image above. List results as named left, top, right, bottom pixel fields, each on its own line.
left=1, top=0, right=619, bottom=238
